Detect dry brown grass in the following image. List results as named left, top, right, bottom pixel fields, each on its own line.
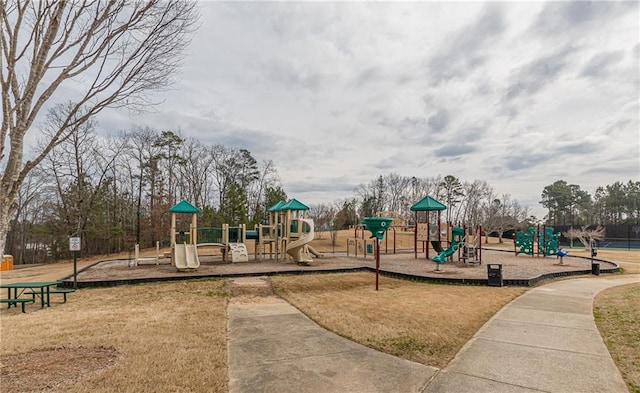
left=594, top=283, right=640, bottom=393
left=0, top=280, right=228, bottom=392
left=0, top=259, right=100, bottom=284
left=596, top=250, right=640, bottom=274
left=272, top=272, right=526, bottom=368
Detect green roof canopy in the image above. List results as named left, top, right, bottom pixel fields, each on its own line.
left=169, top=200, right=201, bottom=213
left=281, top=198, right=309, bottom=211
left=410, top=196, right=446, bottom=211
left=268, top=200, right=286, bottom=212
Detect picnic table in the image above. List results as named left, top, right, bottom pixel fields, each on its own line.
left=0, top=281, right=64, bottom=312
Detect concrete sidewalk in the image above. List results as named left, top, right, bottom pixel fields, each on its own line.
left=227, top=277, right=438, bottom=393
left=425, top=275, right=639, bottom=393
left=227, top=275, right=639, bottom=393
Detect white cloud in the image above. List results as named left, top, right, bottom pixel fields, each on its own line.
left=91, top=1, right=639, bottom=218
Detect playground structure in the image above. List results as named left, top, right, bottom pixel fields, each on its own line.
left=263, top=199, right=318, bottom=265
left=411, top=196, right=482, bottom=268
left=168, top=200, right=250, bottom=269
left=426, top=224, right=482, bottom=269
left=430, top=224, right=482, bottom=264
left=245, top=200, right=288, bottom=262
left=514, top=226, right=560, bottom=257
left=196, top=224, right=249, bottom=262
left=169, top=200, right=202, bottom=271
left=411, top=195, right=446, bottom=260
left=346, top=196, right=482, bottom=267
left=347, top=226, right=377, bottom=258
left=348, top=213, right=410, bottom=258
left=166, top=198, right=319, bottom=270
left=130, top=242, right=161, bottom=267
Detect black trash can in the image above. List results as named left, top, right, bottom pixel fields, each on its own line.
left=592, top=262, right=600, bottom=276
left=487, top=264, right=503, bottom=287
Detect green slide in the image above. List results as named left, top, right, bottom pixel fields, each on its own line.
left=431, top=227, right=464, bottom=264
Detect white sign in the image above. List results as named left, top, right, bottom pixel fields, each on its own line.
left=69, top=237, right=81, bottom=251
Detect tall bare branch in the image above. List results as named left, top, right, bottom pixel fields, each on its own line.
left=0, top=0, right=199, bottom=253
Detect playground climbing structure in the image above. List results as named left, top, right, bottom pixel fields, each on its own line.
left=196, top=224, right=249, bottom=262
left=515, top=226, right=560, bottom=257
left=410, top=195, right=482, bottom=266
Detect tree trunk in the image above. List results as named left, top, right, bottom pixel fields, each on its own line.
left=0, top=196, right=16, bottom=255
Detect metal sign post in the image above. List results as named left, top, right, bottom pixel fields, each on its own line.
left=375, top=238, right=381, bottom=291
left=69, top=237, right=81, bottom=289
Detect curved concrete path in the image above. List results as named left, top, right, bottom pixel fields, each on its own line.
left=425, top=274, right=639, bottom=393
left=227, top=275, right=639, bottom=393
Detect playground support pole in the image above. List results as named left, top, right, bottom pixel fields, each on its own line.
left=170, top=213, right=176, bottom=248
left=385, top=228, right=388, bottom=253
left=428, top=211, right=432, bottom=260
left=393, top=227, right=396, bottom=254
left=191, top=213, right=197, bottom=245
left=375, top=238, right=380, bottom=291
left=532, top=225, right=536, bottom=257
left=383, top=227, right=396, bottom=254
left=479, top=225, right=482, bottom=263
left=414, top=211, right=417, bottom=259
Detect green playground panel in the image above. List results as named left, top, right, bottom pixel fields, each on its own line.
left=361, top=217, right=393, bottom=240
left=197, top=227, right=224, bottom=244
left=516, top=227, right=560, bottom=256
left=228, top=226, right=244, bottom=243
left=246, top=230, right=258, bottom=240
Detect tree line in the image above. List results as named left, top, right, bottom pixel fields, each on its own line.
left=1, top=1, right=200, bottom=263
left=5, top=128, right=637, bottom=264
left=4, top=124, right=286, bottom=264
left=310, top=176, right=638, bottom=240
left=309, top=174, right=530, bottom=244
left=541, top=180, right=639, bottom=226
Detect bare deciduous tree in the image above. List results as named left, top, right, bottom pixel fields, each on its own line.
left=563, top=225, right=605, bottom=250
left=481, top=194, right=527, bottom=243
left=309, top=203, right=336, bottom=240
left=0, top=0, right=199, bottom=253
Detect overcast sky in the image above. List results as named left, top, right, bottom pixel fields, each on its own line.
left=98, top=1, right=639, bottom=218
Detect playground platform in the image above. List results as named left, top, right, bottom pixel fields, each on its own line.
left=60, top=249, right=619, bottom=288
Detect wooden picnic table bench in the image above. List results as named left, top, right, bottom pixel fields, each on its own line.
left=0, top=298, right=35, bottom=313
